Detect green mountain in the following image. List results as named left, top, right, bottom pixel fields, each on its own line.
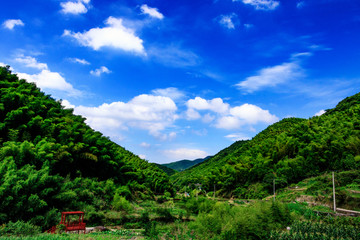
left=155, top=163, right=178, bottom=176
left=162, top=156, right=211, bottom=172
left=0, top=66, right=173, bottom=227
left=172, top=92, right=360, bottom=198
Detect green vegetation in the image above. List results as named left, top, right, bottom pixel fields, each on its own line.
left=2, top=64, right=360, bottom=239
left=0, top=66, right=173, bottom=229
left=172, top=92, right=360, bottom=198
left=162, top=156, right=210, bottom=172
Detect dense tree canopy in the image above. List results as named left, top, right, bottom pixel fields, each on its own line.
left=0, top=66, right=173, bottom=227
left=172, top=93, right=360, bottom=198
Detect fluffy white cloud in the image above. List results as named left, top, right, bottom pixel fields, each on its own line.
left=138, top=154, right=146, bottom=159
left=163, top=148, right=208, bottom=161
left=90, top=66, right=111, bottom=76
left=2, top=19, right=24, bottom=30
left=186, top=97, right=229, bottom=114
left=239, top=0, right=280, bottom=10
left=17, top=70, right=79, bottom=95
left=186, top=108, right=201, bottom=120
left=60, top=0, right=90, bottom=15
left=236, top=62, right=303, bottom=93
left=314, top=109, right=326, bottom=116
left=61, top=99, right=75, bottom=109
left=151, top=87, right=185, bottom=101
left=218, top=13, right=237, bottom=29
left=68, top=58, right=90, bottom=65
left=63, top=16, right=145, bottom=54
left=230, top=103, right=278, bottom=124
left=15, top=55, right=48, bottom=70
left=140, top=4, right=164, bottom=19
left=74, top=94, right=178, bottom=139
left=186, top=97, right=278, bottom=130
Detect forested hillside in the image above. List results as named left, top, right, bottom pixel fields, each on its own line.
left=0, top=66, right=173, bottom=227
left=172, top=93, right=360, bottom=198
left=162, top=156, right=210, bottom=172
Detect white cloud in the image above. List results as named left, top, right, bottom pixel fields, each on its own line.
left=2, top=19, right=24, bottom=30
left=163, top=148, right=208, bottom=161
left=63, top=16, right=145, bottom=55
left=218, top=13, right=237, bottom=29
left=236, top=62, right=303, bottom=93
left=69, top=58, right=90, bottom=65
left=74, top=94, right=178, bottom=140
left=225, top=133, right=251, bottom=141
left=139, top=154, right=146, bottom=159
left=61, top=99, right=75, bottom=109
left=90, top=66, right=111, bottom=76
left=140, top=4, right=164, bottom=19
left=238, top=0, right=279, bottom=10
left=17, top=70, right=79, bottom=95
left=151, top=87, right=185, bottom=101
left=186, top=108, right=201, bottom=120
left=314, top=109, right=326, bottom=116
left=229, top=103, right=278, bottom=124
left=186, top=97, right=278, bottom=130
left=60, top=0, right=90, bottom=15
left=186, top=97, right=229, bottom=114
left=15, top=55, right=48, bottom=70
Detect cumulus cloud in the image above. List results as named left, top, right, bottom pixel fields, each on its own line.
left=187, top=97, right=229, bottom=114
left=151, top=87, right=185, bottom=101
left=230, top=103, right=278, bottom=124
left=236, top=61, right=304, bottom=93
left=17, top=70, right=80, bottom=95
left=68, top=58, right=90, bottom=65
left=314, top=109, right=326, bottom=116
left=74, top=94, right=178, bottom=140
left=61, top=99, right=75, bottom=109
left=2, top=19, right=24, bottom=30
left=218, top=13, right=238, bottom=29
left=186, top=97, right=278, bottom=130
left=60, top=0, right=90, bottom=15
left=239, top=0, right=280, bottom=10
left=140, top=4, right=164, bottom=19
left=163, top=148, right=208, bottom=161
left=90, top=66, right=111, bottom=76
left=63, top=16, right=145, bottom=55
left=15, top=55, right=48, bottom=70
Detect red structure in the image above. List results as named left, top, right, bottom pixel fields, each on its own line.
left=47, top=211, right=86, bottom=234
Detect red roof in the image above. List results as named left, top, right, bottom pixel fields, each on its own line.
left=61, top=211, right=84, bottom=215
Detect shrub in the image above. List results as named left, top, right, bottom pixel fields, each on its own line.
left=112, top=194, right=133, bottom=213
left=0, top=221, right=40, bottom=236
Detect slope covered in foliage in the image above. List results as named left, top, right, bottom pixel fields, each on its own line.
left=172, top=93, right=360, bottom=198
left=0, top=66, right=173, bottom=227
left=162, top=156, right=210, bottom=172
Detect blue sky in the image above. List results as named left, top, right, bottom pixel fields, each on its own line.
left=1, top=0, right=359, bottom=163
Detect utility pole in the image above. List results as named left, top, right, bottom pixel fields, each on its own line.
left=273, top=178, right=276, bottom=201
left=332, top=172, right=336, bottom=212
